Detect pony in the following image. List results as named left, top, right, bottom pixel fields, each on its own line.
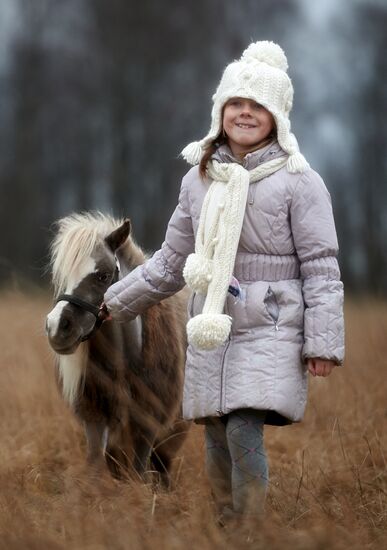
left=46, top=212, right=189, bottom=484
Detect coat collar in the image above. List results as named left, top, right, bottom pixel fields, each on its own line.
left=212, top=139, right=287, bottom=171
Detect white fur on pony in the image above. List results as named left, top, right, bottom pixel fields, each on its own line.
left=46, top=257, right=96, bottom=339
left=46, top=300, right=67, bottom=338
left=50, top=212, right=121, bottom=298
left=65, top=257, right=97, bottom=295
left=58, top=343, right=88, bottom=406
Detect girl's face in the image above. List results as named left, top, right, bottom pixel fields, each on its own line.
left=222, top=98, right=275, bottom=158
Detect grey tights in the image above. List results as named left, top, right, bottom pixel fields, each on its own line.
left=204, top=409, right=268, bottom=515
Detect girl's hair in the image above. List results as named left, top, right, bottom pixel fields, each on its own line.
left=199, top=125, right=278, bottom=179
left=199, top=134, right=226, bottom=179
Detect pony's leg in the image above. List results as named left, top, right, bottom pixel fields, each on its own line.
left=150, top=448, right=171, bottom=489
left=104, top=425, right=131, bottom=480
left=152, top=419, right=190, bottom=489
left=131, top=428, right=155, bottom=480
left=105, top=444, right=130, bottom=479
left=84, top=421, right=108, bottom=469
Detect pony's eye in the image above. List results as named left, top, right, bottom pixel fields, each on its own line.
left=97, top=272, right=110, bottom=283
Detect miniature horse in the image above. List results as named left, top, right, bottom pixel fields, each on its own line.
left=46, top=212, right=189, bottom=483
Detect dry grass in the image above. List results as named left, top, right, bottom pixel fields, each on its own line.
left=0, top=290, right=386, bottom=549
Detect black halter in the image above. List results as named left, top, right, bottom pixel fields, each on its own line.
left=55, top=294, right=101, bottom=318
left=55, top=265, right=119, bottom=341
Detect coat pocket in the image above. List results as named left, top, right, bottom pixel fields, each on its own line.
left=267, top=280, right=304, bottom=330
left=264, top=285, right=280, bottom=329
left=241, top=282, right=279, bottom=330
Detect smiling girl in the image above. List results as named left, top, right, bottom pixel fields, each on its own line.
left=102, top=41, right=344, bottom=520
left=223, top=98, right=275, bottom=156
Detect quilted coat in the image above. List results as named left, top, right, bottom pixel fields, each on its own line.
left=104, top=140, right=345, bottom=424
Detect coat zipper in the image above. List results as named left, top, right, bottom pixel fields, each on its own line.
left=218, top=297, right=231, bottom=415
left=218, top=334, right=231, bottom=415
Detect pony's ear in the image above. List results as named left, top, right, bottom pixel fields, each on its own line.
left=105, top=219, right=131, bottom=252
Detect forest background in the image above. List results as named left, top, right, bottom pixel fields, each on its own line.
left=0, top=0, right=386, bottom=294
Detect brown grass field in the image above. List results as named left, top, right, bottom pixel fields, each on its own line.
left=0, top=289, right=386, bottom=549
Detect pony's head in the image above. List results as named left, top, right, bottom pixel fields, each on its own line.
left=46, top=212, right=133, bottom=354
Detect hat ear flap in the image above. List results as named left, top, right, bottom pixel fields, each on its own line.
left=283, top=87, right=293, bottom=115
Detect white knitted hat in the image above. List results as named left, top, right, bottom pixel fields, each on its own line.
left=181, top=40, right=309, bottom=174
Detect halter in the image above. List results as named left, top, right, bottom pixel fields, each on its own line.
left=55, top=263, right=120, bottom=342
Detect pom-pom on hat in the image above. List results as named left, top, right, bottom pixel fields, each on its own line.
left=181, top=40, right=309, bottom=174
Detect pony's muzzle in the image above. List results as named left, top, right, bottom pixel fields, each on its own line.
left=46, top=302, right=85, bottom=354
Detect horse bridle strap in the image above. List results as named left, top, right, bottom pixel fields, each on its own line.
left=56, top=294, right=101, bottom=318
left=55, top=264, right=120, bottom=341
left=55, top=294, right=104, bottom=341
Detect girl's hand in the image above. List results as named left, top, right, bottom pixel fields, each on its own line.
left=307, top=358, right=336, bottom=377
left=98, top=302, right=112, bottom=322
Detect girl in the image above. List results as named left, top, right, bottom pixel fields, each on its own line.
left=102, top=41, right=345, bottom=517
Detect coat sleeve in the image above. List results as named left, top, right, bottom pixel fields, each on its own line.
left=104, top=171, right=195, bottom=322
left=290, top=169, right=344, bottom=365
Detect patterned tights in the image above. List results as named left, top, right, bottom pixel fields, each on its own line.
left=204, top=409, right=268, bottom=515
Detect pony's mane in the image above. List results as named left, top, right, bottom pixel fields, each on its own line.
left=50, top=212, right=122, bottom=297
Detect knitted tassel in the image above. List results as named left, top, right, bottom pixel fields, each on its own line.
left=287, top=151, right=310, bottom=174
left=187, top=313, right=232, bottom=350
left=183, top=253, right=213, bottom=294
left=181, top=141, right=203, bottom=165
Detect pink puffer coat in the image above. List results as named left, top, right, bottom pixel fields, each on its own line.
left=104, top=141, right=344, bottom=424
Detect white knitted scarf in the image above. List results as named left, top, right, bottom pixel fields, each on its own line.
left=183, top=155, right=288, bottom=350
